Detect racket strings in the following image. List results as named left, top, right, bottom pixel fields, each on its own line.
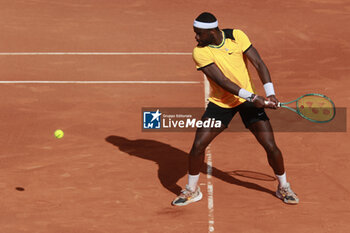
left=296, top=95, right=335, bottom=122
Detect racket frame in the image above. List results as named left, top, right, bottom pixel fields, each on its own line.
left=278, top=93, right=336, bottom=123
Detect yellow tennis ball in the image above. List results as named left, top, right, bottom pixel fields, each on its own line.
left=54, top=129, right=64, bottom=139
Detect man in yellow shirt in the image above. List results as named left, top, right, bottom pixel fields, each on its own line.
left=172, top=12, right=299, bottom=206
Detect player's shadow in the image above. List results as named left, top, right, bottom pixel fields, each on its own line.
left=105, top=135, right=275, bottom=197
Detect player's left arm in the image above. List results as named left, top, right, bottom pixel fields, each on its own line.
left=244, top=46, right=279, bottom=106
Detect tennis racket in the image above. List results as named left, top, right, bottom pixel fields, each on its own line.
left=266, top=93, right=336, bottom=123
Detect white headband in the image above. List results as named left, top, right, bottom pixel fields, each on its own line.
left=193, top=20, right=218, bottom=29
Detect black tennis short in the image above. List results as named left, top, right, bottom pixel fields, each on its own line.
left=201, top=101, right=269, bottom=128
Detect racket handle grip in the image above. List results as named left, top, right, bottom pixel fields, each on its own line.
left=264, top=101, right=281, bottom=107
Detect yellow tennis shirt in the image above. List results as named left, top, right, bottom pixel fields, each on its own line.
left=193, top=29, right=256, bottom=108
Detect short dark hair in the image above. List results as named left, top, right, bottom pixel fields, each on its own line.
left=195, top=12, right=217, bottom=23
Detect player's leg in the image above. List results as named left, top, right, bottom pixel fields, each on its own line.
left=189, top=125, right=225, bottom=175
left=172, top=124, right=225, bottom=206
left=172, top=102, right=234, bottom=206
left=248, top=120, right=299, bottom=204
left=239, top=102, right=299, bottom=204
left=248, top=120, right=284, bottom=175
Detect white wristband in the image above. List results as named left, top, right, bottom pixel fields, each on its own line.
left=263, top=82, right=275, bottom=97
left=238, top=88, right=253, bottom=101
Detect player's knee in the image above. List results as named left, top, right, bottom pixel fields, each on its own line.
left=263, top=142, right=279, bottom=154
left=190, top=140, right=207, bottom=156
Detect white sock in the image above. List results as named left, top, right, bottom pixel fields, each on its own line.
left=188, top=174, right=200, bottom=191
left=276, top=172, right=287, bottom=188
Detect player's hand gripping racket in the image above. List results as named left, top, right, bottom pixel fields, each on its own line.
left=265, top=93, right=336, bottom=123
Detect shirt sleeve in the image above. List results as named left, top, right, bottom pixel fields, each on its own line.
left=192, top=47, right=214, bottom=70
left=234, top=29, right=252, bottom=53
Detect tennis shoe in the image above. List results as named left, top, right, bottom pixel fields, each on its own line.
left=276, top=182, right=299, bottom=204
left=172, top=185, right=203, bottom=206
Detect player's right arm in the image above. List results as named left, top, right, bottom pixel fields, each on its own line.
left=200, top=63, right=269, bottom=108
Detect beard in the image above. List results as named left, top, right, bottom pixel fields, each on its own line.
left=196, top=34, right=215, bottom=47
left=197, top=40, right=210, bottom=47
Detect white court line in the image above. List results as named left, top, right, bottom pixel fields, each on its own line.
left=0, top=52, right=192, bottom=56
left=204, top=75, right=215, bottom=233
left=0, top=81, right=200, bottom=84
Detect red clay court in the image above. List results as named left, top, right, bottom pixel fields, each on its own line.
left=0, top=1, right=349, bottom=232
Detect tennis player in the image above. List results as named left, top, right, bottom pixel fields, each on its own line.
left=172, top=12, right=299, bottom=206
